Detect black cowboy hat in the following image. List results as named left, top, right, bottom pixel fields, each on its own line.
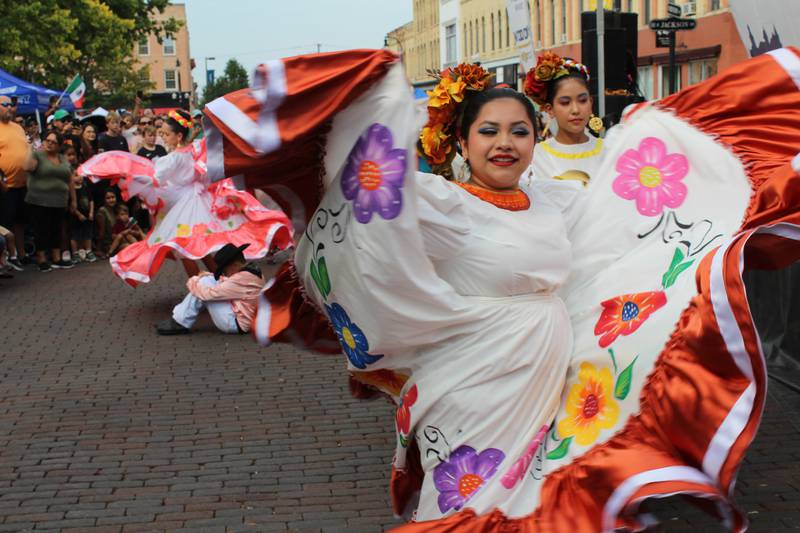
left=213, top=243, right=249, bottom=279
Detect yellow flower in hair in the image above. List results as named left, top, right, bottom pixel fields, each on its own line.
left=427, top=83, right=452, bottom=108
left=420, top=123, right=451, bottom=165
left=442, top=76, right=466, bottom=103
left=427, top=76, right=467, bottom=109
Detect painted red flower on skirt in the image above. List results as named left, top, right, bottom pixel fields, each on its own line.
left=594, top=290, right=667, bottom=348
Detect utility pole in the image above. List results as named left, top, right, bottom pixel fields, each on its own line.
left=596, top=4, right=605, bottom=122
left=316, top=43, right=321, bottom=54
left=668, top=30, right=676, bottom=95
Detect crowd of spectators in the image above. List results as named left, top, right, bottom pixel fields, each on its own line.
left=0, top=94, right=204, bottom=280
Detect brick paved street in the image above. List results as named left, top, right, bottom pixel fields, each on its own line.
left=1, top=261, right=800, bottom=532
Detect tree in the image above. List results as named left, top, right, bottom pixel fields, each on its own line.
left=201, top=59, right=250, bottom=106
left=0, top=0, right=182, bottom=108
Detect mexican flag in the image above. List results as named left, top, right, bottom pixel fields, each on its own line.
left=65, top=75, right=86, bottom=108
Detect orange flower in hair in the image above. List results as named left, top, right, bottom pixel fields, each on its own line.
left=419, top=63, right=493, bottom=176
left=533, top=52, right=565, bottom=82
left=453, top=63, right=493, bottom=91
left=525, top=51, right=590, bottom=106
left=420, top=122, right=451, bottom=165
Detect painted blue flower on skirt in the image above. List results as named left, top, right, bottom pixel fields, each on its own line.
left=340, top=123, right=407, bottom=224
left=325, top=302, right=384, bottom=369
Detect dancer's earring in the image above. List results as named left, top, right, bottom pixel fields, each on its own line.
left=588, top=114, right=604, bottom=134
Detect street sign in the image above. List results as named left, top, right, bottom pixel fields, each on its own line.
left=206, top=69, right=215, bottom=85
left=656, top=30, right=672, bottom=48
left=649, top=18, right=697, bottom=31
left=667, top=3, right=681, bottom=17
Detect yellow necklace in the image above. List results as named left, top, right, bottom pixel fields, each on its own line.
left=539, top=138, right=603, bottom=160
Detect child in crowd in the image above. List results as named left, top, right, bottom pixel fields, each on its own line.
left=69, top=171, right=96, bottom=262
left=109, top=204, right=145, bottom=256
left=136, top=125, right=167, bottom=161
left=95, top=189, right=118, bottom=259
left=0, top=225, right=23, bottom=277
left=61, top=145, right=81, bottom=265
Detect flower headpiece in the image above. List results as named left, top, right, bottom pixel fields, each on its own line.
left=524, top=52, right=590, bottom=106
left=168, top=110, right=191, bottom=129
left=418, top=63, right=493, bottom=178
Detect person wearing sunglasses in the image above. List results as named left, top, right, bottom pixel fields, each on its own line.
left=23, top=130, right=74, bottom=272
left=8, top=96, right=18, bottom=120
left=129, top=116, right=153, bottom=153
left=0, top=95, right=31, bottom=268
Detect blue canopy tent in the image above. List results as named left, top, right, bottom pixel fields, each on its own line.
left=0, top=68, right=75, bottom=115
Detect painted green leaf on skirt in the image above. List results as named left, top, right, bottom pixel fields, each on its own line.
left=546, top=436, right=573, bottom=460
left=614, top=355, right=639, bottom=400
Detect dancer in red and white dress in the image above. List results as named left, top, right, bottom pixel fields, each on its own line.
left=78, top=109, right=293, bottom=287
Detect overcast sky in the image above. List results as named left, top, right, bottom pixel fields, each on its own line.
left=182, top=0, right=413, bottom=95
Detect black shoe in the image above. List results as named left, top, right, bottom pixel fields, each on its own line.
left=38, top=262, right=53, bottom=273
left=156, top=318, right=191, bottom=335
left=7, top=258, right=24, bottom=271
left=51, top=259, right=75, bottom=270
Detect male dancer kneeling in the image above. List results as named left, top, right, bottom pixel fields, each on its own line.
left=157, top=243, right=262, bottom=335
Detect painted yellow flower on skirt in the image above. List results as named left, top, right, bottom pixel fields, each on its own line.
left=557, top=362, right=620, bottom=446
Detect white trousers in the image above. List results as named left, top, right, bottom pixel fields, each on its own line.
left=172, top=276, right=240, bottom=334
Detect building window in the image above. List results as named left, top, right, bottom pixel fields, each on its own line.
left=165, top=69, right=177, bottom=90
left=138, top=68, right=150, bottom=83
left=506, top=9, right=510, bottom=47
left=659, top=64, right=681, bottom=97
left=710, top=0, right=721, bottom=10
left=491, top=14, right=495, bottom=50
left=637, top=66, right=654, bottom=100
left=688, top=58, right=718, bottom=85
left=163, top=36, right=176, bottom=56
left=498, top=10, right=503, bottom=48
left=643, top=0, right=651, bottom=23
left=446, top=24, right=457, bottom=65
left=482, top=17, right=487, bottom=53
left=550, top=0, right=556, bottom=46
left=561, top=0, right=567, bottom=42
left=138, top=37, right=149, bottom=56
left=535, top=0, right=541, bottom=46
left=469, top=21, right=473, bottom=56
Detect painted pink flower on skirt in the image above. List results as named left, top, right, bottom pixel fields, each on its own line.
left=433, top=445, right=505, bottom=513
left=341, top=123, right=407, bottom=224
left=612, top=137, right=689, bottom=217
left=500, top=425, right=548, bottom=489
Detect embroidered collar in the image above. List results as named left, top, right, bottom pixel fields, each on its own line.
left=456, top=182, right=531, bottom=211
left=540, top=138, right=603, bottom=160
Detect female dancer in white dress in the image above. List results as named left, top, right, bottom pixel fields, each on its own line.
left=202, top=49, right=800, bottom=531
left=525, top=54, right=604, bottom=189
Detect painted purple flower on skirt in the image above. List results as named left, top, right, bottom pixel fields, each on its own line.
left=341, top=123, right=407, bottom=224
left=433, top=445, right=505, bottom=513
